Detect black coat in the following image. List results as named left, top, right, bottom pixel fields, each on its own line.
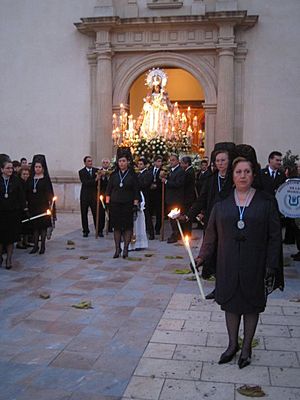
left=78, top=167, right=99, bottom=201
left=165, top=165, right=185, bottom=207
left=138, top=169, right=153, bottom=206
left=196, top=169, right=211, bottom=195
left=106, top=169, right=139, bottom=204
left=199, top=190, right=283, bottom=309
left=187, top=171, right=233, bottom=226
left=260, top=167, right=286, bottom=196
left=183, top=166, right=196, bottom=209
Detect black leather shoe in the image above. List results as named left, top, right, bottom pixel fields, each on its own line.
left=167, top=237, right=177, bottom=244
left=149, top=234, right=155, bottom=240
left=218, top=346, right=239, bottom=364
left=83, top=232, right=88, bottom=237
left=5, top=264, right=12, bottom=270
left=238, top=354, right=251, bottom=369
left=205, top=289, right=215, bottom=300
left=30, top=247, right=39, bottom=254
left=123, top=248, right=128, bottom=259
left=98, top=232, right=104, bottom=237
left=113, top=247, right=122, bottom=258
left=39, top=247, right=45, bottom=254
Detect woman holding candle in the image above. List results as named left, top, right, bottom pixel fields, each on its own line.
left=106, top=149, right=139, bottom=259
left=196, top=157, right=283, bottom=368
left=0, top=160, right=26, bottom=269
left=26, top=155, right=54, bottom=254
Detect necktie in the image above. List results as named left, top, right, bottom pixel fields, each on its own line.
left=271, top=171, right=275, bottom=179
left=153, top=167, right=157, bottom=176
left=89, top=169, right=92, bottom=176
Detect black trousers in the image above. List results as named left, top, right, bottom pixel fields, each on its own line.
left=144, top=205, right=154, bottom=236
left=98, top=204, right=105, bottom=233
left=149, top=192, right=162, bottom=234
left=80, top=198, right=96, bottom=234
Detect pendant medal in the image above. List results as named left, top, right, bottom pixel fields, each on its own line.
left=4, top=193, right=8, bottom=198
left=33, top=189, right=37, bottom=193
left=237, top=220, right=245, bottom=230
left=119, top=182, right=123, bottom=188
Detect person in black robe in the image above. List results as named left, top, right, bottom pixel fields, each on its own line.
left=196, top=157, right=283, bottom=369
left=106, top=150, right=139, bottom=259
left=0, top=160, right=26, bottom=268
left=26, top=155, right=54, bottom=254
left=148, top=155, right=163, bottom=236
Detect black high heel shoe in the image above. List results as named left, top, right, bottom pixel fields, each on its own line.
left=39, top=246, right=45, bottom=254
left=218, top=346, right=240, bottom=364
left=122, top=248, right=128, bottom=259
left=238, top=352, right=252, bottom=369
left=30, top=247, right=39, bottom=254
left=113, top=247, right=122, bottom=259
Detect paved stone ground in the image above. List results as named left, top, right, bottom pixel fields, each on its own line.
left=0, top=212, right=299, bottom=400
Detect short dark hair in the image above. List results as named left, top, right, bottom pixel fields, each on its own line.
left=170, top=153, right=179, bottom=160
left=200, top=160, right=208, bottom=165
left=154, top=155, right=163, bottom=162
left=12, top=160, right=21, bottom=168
left=138, top=157, right=147, bottom=165
left=83, top=156, right=92, bottom=163
left=181, top=156, right=192, bottom=166
left=20, top=157, right=27, bottom=163
left=268, top=151, right=282, bottom=162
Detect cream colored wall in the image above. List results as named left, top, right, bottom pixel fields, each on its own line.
left=238, top=0, right=300, bottom=163
left=0, top=0, right=96, bottom=177
left=129, top=68, right=205, bottom=119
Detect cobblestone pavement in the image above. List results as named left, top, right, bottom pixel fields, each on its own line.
left=0, top=213, right=299, bottom=400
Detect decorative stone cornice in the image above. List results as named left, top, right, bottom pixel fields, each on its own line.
left=147, top=1, right=183, bottom=9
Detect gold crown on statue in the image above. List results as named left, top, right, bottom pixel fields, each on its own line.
left=145, top=68, right=168, bottom=89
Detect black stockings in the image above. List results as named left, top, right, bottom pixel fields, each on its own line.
left=113, top=230, right=122, bottom=256
left=224, top=312, right=241, bottom=354
left=241, top=313, right=259, bottom=358
left=122, top=229, right=132, bottom=258
left=0, top=243, right=14, bottom=267
left=31, top=229, right=47, bottom=254
left=113, top=229, right=132, bottom=258
left=224, top=311, right=259, bottom=358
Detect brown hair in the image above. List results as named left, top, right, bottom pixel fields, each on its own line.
left=232, top=157, right=255, bottom=173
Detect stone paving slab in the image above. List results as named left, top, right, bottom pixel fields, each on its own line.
left=0, top=213, right=299, bottom=399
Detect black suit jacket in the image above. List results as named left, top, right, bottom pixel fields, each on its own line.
left=184, top=166, right=196, bottom=207
left=165, top=165, right=185, bottom=206
left=78, top=167, right=99, bottom=201
left=260, top=167, right=285, bottom=196
left=138, top=169, right=153, bottom=206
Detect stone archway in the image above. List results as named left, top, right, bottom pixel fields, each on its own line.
left=112, top=52, right=217, bottom=156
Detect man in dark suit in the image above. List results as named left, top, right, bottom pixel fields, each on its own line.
left=180, top=156, right=196, bottom=235
left=97, top=158, right=110, bottom=237
left=149, top=155, right=163, bottom=236
left=78, top=156, right=99, bottom=237
left=161, top=154, right=185, bottom=243
left=260, top=151, right=285, bottom=196
left=137, top=158, right=154, bottom=240
left=196, top=159, right=210, bottom=195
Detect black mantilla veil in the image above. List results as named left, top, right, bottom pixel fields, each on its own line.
left=0, top=154, right=11, bottom=169
left=115, top=147, right=134, bottom=172
left=30, top=154, right=56, bottom=229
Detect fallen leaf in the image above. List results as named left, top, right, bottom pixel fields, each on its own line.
left=127, top=257, right=143, bottom=261
left=67, top=240, right=75, bottom=245
left=185, top=276, right=197, bottom=281
left=289, top=298, right=300, bottom=302
left=79, top=256, right=89, bottom=260
left=237, top=385, right=265, bottom=397
left=144, top=254, right=154, bottom=257
left=39, top=292, right=50, bottom=299
left=174, top=269, right=191, bottom=274
left=71, top=300, right=93, bottom=309
left=66, top=247, right=75, bottom=250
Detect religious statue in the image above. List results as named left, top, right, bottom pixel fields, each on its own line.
left=139, top=68, right=173, bottom=139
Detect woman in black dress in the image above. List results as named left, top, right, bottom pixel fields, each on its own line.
left=196, top=157, right=283, bottom=368
left=0, top=160, right=26, bottom=269
left=26, top=156, right=54, bottom=254
left=106, top=152, right=139, bottom=259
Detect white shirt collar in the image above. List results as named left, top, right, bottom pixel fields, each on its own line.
left=186, top=165, right=192, bottom=171
left=171, top=164, right=179, bottom=172
left=268, top=166, right=277, bottom=175
left=140, top=168, right=147, bottom=174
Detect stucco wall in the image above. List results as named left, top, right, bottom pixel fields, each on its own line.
left=0, top=0, right=299, bottom=181
left=0, top=0, right=95, bottom=178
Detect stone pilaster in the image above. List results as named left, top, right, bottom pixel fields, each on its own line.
left=203, top=103, right=217, bottom=158
left=234, top=45, right=247, bottom=144
left=87, top=53, right=97, bottom=161
left=95, top=30, right=113, bottom=163
left=215, top=23, right=236, bottom=143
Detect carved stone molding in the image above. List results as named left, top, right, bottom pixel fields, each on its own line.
left=147, top=1, right=183, bottom=9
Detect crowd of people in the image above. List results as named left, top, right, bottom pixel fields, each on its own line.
left=0, top=154, right=55, bottom=269
left=2, top=144, right=300, bottom=370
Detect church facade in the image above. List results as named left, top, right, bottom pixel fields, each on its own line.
left=1, top=0, right=299, bottom=210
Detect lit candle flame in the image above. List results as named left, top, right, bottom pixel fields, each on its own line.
left=53, top=196, right=57, bottom=202
left=46, top=209, right=51, bottom=216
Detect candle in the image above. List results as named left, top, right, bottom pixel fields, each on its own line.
left=167, top=208, right=205, bottom=300
left=22, top=209, right=51, bottom=223
left=100, top=195, right=105, bottom=209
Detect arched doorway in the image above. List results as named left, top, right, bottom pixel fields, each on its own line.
left=128, top=68, right=206, bottom=153
left=112, top=52, right=217, bottom=156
